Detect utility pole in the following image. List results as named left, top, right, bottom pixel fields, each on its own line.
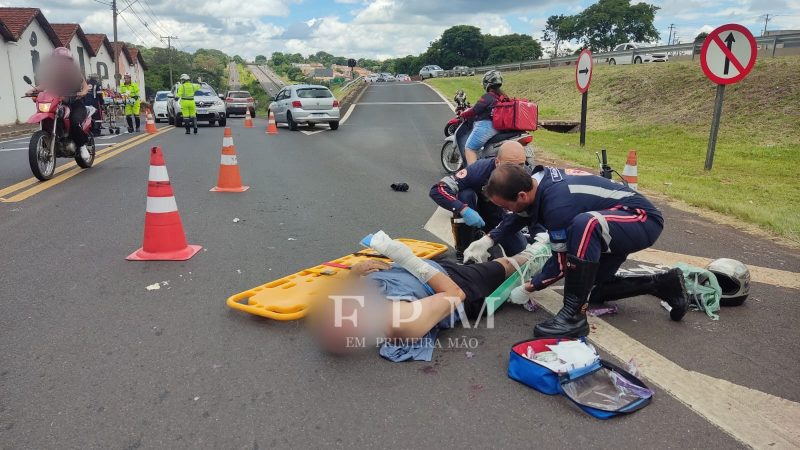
left=161, top=35, right=178, bottom=87
left=112, top=0, right=120, bottom=89
left=667, top=24, right=675, bottom=45
left=762, top=14, right=771, bottom=36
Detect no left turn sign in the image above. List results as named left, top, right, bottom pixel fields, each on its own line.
left=575, top=49, right=593, bottom=93
left=700, top=24, right=757, bottom=85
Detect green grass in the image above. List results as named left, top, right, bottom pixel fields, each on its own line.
left=238, top=64, right=271, bottom=115
left=429, top=57, right=800, bottom=243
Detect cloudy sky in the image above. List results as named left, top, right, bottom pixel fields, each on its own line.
left=10, top=0, right=800, bottom=59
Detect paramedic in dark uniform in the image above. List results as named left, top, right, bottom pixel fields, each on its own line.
left=429, top=141, right=528, bottom=262
left=469, top=164, right=688, bottom=338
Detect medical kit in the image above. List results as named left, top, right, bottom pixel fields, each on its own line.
left=508, top=338, right=653, bottom=419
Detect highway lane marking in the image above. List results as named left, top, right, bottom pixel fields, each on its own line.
left=339, top=82, right=369, bottom=126
left=424, top=207, right=800, bottom=447
left=355, top=101, right=449, bottom=105
left=300, top=129, right=328, bottom=136
left=0, top=143, right=114, bottom=152
left=424, top=83, right=457, bottom=113
left=532, top=289, right=800, bottom=449
left=0, top=127, right=174, bottom=203
left=423, top=208, right=798, bottom=289
left=0, top=136, right=29, bottom=145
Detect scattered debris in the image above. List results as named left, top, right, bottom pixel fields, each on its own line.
left=685, top=230, right=695, bottom=235
left=523, top=299, right=539, bottom=312
left=236, top=269, right=242, bottom=274
left=588, top=304, right=619, bottom=317
left=146, top=283, right=161, bottom=291
left=193, top=397, right=199, bottom=401
left=465, top=351, right=474, bottom=358
left=288, top=238, right=297, bottom=241
left=390, top=182, right=409, bottom=192
left=232, top=218, right=240, bottom=223
left=663, top=182, right=673, bottom=186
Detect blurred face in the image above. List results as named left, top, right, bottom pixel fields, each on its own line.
left=309, top=277, right=387, bottom=355
left=124, top=76, right=131, bottom=83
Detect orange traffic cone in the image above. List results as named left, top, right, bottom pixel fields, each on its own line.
left=622, top=150, right=638, bottom=191
left=266, top=111, right=278, bottom=135
left=127, top=146, right=202, bottom=261
left=244, top=109, right=254, bottom=128
left=211, top=127, right=249, bottom=193
left=145, top=109, right=157, bottom=134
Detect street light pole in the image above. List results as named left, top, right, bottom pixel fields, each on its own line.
left=112, top=0, right=120, bottom=89
left=161, top=35, right=178, bottom=87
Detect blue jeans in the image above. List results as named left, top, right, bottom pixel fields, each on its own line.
left=465, top=119, right=498, bottom=150
left=458, top=188, right=526, bottom=256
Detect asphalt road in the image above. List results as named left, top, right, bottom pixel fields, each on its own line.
left=0, top=82, right=797, bottom=449
left=228, top=62, right=240, bottom=90
left=248, top=64, right=284, bottom=98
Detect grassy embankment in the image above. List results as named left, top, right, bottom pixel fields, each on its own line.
left=429, top=57, right=800, bottom=243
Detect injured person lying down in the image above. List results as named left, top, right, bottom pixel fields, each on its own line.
left=309, top=231, right=548, bottom=362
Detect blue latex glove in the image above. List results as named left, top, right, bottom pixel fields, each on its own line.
left=461, top=207, right=485, bottom=228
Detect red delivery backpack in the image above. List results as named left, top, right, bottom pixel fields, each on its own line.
left=492, top=97, right=538, bottom=132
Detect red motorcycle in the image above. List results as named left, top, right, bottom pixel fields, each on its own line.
left=22, top=75, right=96, bottom=181
left=444, top=101, right=470, bottom=137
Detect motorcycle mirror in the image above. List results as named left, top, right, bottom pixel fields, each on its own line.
left=23, top=75, right=32, bottom=85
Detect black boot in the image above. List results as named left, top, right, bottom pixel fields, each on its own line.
left=451, top=219, right=477, bottom=263
left=134, top=116, right=141, bottom=131
left=193, top=118, right=198, bottom=134
left=589, top=268, right=688, bottom=321
left=533, top=255, right=598, bottom=338
left=126, top=116, right=134, bottom=133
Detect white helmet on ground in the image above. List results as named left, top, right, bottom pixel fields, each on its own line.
left=706, top=258, right=750, bottom=306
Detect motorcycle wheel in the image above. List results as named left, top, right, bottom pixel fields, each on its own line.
left=444, top=122, right=457, bottom=137
left=29, top=130, right=56, bottom=181
left=440, top=141, right=463, bottom=174
left=75, top=135, right=96, bottom=168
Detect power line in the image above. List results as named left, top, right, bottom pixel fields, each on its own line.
left=138, top=0, right=171, bottom=36
left=121, top=0, right=163, bottom=43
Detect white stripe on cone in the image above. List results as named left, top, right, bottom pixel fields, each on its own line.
left=146, top=196, right=178, bottom=213
left=148, top=165, right=169, bottom=182
left=623, top=165, right=637, bottom=176
left=223, top=136, right=234, bottom=147
left=220, top=154, right=238, bottom=165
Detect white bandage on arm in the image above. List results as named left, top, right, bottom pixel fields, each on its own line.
left=365, top=231, right=437, bottom=283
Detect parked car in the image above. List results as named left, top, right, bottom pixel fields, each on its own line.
left=167, top=82, right=227, bottom=127
left=224, top=90, right=256, bottom=117
left=365, top=73, right=379, bottom=82
left=419, top=65, right=444, bottom=79
left=268, top=84, right=340, bottom=131
left=380, top=72, right=396, bottom=82
left=607, top=43, right=668, bottom=65
left=152, top=90, right=170, bottom=123
left=452, top=66, right=473, bottom=76
left=396, top=74, right=411, bottom=82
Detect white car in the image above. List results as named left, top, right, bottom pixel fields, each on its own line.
left=269, top=84, right=340, bottom=131
left=607, top=43, right=668, bottom=65
left=152, top=90, right=170, bottom=123
left=167, top=82, right=227, bottom=127
left=365, top=74, right=379, bottom=82
left=419, top=65, right=444, bottom=79
left=380, top=72, right=396, bottom=82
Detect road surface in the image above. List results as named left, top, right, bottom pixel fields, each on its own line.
left=248, top=64, right=284, bottom=98
left=0, top=81, right=797, bottom=449
left=228, top=62, right=240, bottom=90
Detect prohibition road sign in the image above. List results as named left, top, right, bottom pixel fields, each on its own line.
left=575, top=49, right=593, bottom=93
left=700, top=24, right=757, bottom=85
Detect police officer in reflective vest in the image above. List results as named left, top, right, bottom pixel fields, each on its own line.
left=176, top=73, right=198, bottom=134
left=473, top=164, right=689, bottom=339
left=119, top=73, right=141, bottom=132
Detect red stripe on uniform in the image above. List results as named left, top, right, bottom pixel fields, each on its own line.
left=437, top=184, right=457, bottom=202
left=577, top=218, right=598, bottom=259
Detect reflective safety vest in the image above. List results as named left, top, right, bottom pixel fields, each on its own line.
left=119, top=82, right=140, bottom=100
left=177, top=82, right=197, bottom=100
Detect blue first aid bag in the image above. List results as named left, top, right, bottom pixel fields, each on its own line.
left=508, top=338, right=653, bottom=419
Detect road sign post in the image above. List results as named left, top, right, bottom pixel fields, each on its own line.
left=700, top=24, right=757, bottom=170
left=575, top=49, right=593, bottom=147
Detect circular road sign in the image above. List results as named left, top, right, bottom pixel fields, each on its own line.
left=575, top=49, right=593, bottom=93
left=700, top=23, right=757, bottom=85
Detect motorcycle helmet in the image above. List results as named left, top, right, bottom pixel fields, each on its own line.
left=482, top=70, right=503, bottom=91
left=706, top=258, right=750, bottom=306
left=52, top=47, right=74, bottom=59
left=180, top=73, right=190, bottom=81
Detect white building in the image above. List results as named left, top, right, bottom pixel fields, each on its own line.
left=50, top=23, right=95, bottom=79
left=85, top=33, right=115, bottom=89
left=126, top=46, right=147, bottom=96
left=0, top=7, right=63, bottom=125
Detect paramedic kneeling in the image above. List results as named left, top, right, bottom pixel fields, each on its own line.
left=472, top=164, right=689, bottom=339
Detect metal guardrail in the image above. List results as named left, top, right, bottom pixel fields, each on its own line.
left=454, top=32, right=800, bottom=74
left=340, top=76, right=364, bottom=93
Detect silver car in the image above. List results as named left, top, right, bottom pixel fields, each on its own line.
left=269, top=84, right=340, bottom=130
left=419, top=65, right=444, bottom=79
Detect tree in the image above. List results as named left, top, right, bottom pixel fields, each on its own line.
left=695, top=32, right=709, bottom=42
left=431, top=25, right=484, bottom=68
left=286, top=67, right=304, bottom=81
left=270, top=52, right=286, bottom=66
left=255, top=54, right=267, bottom=64
left=543, top=15, right=577, bottom=57
left=483, top=33, right=543, bottom=63
left=566, top=0, right=660, bottom=52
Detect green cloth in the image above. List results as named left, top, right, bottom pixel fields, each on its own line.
left=673, top=263, right=721, bottom=320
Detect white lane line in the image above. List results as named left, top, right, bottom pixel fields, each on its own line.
left=0, top=136, right=29, bottom=145
left=300, top=129, right=327, bottom=136
left=0, top=143, right=115, bottom=153
left=424, top=83, right=457, bottom=113
left=356, top=101, right=448, bottom=105
left=423, top=207, right=800, bottom=448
